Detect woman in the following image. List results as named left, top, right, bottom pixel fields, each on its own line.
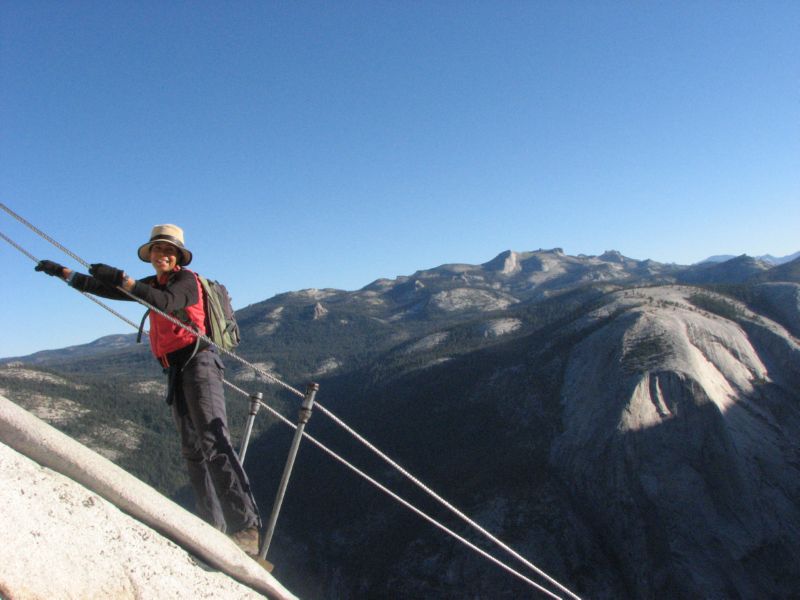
left=35, top=224, right=261, bottom=555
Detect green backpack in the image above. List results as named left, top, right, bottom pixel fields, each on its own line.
left=195, top=274, right=241, bottom=351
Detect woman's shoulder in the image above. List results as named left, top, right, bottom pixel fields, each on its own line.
left=169, top=268, right=199, bottom=287
left=174, top=268, right=198, bottom=282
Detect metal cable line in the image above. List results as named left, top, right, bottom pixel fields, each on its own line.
left=1, top=202, right=581, bottom=599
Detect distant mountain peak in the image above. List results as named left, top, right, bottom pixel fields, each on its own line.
left=699, top=251, right=800, bottom=266
left=483, top=250, right=522, bottom=275
left=599, top=250, right=625, bottom=263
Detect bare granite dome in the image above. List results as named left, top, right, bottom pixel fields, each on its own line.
left=0, top=395, right=296, bottom=600
left=551, top=286, right=800, bottom=598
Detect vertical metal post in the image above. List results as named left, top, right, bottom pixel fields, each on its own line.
left=239, top=391, right=262, bottom=464
left=259, top=382, right=319, bottom=561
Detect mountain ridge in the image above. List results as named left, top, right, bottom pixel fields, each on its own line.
left=700, top=251, right=800, bottom=265
left=3, top=247, right=799, bottom=364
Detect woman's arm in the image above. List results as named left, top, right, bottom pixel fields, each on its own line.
left=128, top=269, right=198, bottom=313
left=36, top=260, right=156, bottom=303
left=68, top=268, right=140, bottom=301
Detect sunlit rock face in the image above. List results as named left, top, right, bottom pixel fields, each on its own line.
left=552, top=286, right=800, bottom=599
left=0, top=395, right=296, bottom=600
left=0, top=441, right=268, bottom=600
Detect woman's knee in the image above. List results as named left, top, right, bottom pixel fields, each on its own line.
left=200, top=417, right=234, bottom=457
left=181, top=443, right=205, bottom=462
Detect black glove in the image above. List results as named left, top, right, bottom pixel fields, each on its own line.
left=90, top=263, right=126, bottom=286
left=35, top=260, right=66, bottom=277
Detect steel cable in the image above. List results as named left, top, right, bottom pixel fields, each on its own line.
left=1, top=202, right=581, bottom=599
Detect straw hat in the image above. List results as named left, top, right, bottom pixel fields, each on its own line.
left=137, top=224, right=193, bottom=266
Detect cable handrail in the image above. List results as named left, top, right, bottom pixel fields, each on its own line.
left=1, top=230, right=147, bottom=331
left=1, top=202, right=580, bottom=600
left=3, top=230, right=564, bottom=599
left=2, top=204, right=305, bottom=397
left=221, top=378, right=565, bottom=598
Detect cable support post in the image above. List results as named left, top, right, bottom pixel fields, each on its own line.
left=259, top=382, right=319, bottom=561
left=249, top=391, right=263, bottom=417
left=239, top=391, right=263, bottom=463
left=297, top=382, right=317, bottom=425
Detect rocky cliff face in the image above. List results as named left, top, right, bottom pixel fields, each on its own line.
left=551, top=286, right=800, bottom=598
left=0, top=441, right=267, bottom=600
left=0, top=394, right=295, bottom=600
left=232, top=284, right=799, bottom=599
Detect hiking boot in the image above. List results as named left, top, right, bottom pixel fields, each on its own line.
left=254, top=556, right=275, bottom=573
left=229, top=526, right=260, bottom=556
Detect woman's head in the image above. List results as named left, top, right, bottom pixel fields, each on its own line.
left=137, top=224, right=193, bottom=268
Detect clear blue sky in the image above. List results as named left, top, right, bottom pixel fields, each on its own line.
left=1, top=2, right=798, bottom=358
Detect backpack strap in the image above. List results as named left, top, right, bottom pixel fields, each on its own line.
left=181, top=334, right=205, bottom=372
left=137, top=309, right=151, bottom=344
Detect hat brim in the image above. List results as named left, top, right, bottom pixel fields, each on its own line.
left=137, top=239, right=193, bottom=266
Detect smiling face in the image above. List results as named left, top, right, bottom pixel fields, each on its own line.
left=149, top=242, right=180, bottom=276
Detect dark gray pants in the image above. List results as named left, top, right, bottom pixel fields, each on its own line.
left=169, top=349, right=259, bottom=533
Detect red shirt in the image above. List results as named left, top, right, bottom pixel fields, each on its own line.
left=148, top=268, right=207, bottom=360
